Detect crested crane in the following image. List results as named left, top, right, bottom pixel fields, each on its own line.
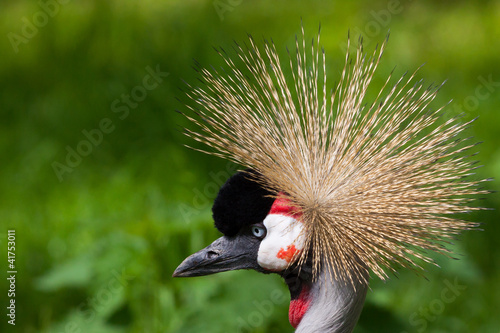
left=173, top=27, right=487, bottom=332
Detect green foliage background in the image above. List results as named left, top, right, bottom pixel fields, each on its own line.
left=0, top=0, right=499, bottom=332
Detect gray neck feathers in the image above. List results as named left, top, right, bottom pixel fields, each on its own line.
left=295, top=268, right=368, bottom=333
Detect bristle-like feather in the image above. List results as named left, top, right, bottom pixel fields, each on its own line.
left=182, top=28, right=487, bottom=286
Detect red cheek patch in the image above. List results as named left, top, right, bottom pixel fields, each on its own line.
left=276, top=244, right=299, bottom=263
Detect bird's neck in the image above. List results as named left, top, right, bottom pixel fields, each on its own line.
left=283, top=266, right=368, bottom=333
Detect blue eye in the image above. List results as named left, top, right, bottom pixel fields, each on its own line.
left=251, top=225, right=266, bottom=238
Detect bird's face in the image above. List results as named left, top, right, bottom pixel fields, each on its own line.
left=173, top=171, right=306, bottom=278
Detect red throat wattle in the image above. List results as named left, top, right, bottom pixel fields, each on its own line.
left=288, top=285, right=311, bottom=329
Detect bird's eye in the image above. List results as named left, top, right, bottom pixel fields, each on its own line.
left=251, top=225, right=266, bottom=239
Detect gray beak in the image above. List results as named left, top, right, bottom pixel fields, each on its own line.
left=173, top=235, right=262, bottom=277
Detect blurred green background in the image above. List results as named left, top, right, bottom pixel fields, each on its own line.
left=0, top=0, right=499, bottom=332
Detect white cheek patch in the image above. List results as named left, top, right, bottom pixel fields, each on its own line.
left=257, top=214, right=305, bottom=271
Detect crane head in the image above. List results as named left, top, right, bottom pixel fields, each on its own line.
left=173, top=170, right=306, bottom=278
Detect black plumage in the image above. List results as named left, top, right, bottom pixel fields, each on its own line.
left=212, top=170, right=274, bottom=236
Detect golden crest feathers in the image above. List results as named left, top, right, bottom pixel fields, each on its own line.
left=182, top=26, right=488, bottom=285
